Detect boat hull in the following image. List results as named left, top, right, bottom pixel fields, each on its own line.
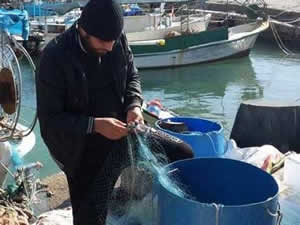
left=131, top=20, right=269, bottom=69
left=133, top=33, right=258, bottom=69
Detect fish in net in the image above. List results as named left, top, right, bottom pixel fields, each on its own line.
left=96, top=123, right=195, bottom=225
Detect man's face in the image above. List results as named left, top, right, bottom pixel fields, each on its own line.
left=79, top=27, right=115, bottom=57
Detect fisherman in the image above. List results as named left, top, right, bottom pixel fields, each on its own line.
left=36, top=0, right=193, bottom=224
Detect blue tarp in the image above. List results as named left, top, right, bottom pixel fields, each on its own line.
left=0, top=8, right=29, bottom=40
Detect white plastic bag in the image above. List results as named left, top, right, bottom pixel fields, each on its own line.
left=223, top=139, right=283, bottom=172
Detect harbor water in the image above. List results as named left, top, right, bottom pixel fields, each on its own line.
left=21, top=40, right=300, bottom=179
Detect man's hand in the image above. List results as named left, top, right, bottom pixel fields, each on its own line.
left=93, top=118, right=128, bottom=140
left=127, top=106, right=144, bottom=125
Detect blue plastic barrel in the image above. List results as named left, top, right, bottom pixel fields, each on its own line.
left=157, top=158, right=280, bottom=225
left=155, top=117, right=226, bottom=157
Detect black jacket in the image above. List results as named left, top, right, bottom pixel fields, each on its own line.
left=36, top=25, right=143, bottom=176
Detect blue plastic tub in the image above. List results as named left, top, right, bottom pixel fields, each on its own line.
left=155, top=117, right=226, bottom=157
left=157, top=158, right=280, bottom=225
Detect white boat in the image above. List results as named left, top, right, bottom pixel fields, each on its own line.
left=142, top=99, right=177, bottom=126
left=29, top=8, right=81, bottom=34
left=130, top=19, right=269, bottom=69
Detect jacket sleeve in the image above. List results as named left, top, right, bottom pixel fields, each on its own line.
left=36, top=48, right=89, bottom=171
left=122, top=34, right=143, bottom=112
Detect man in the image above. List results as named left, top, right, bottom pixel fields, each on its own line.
left=37, top=0, right=143, bottom=224
left=37, top=0, right=194, bottom=224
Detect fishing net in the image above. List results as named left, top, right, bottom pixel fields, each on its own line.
left=100, top=123, right=194, bottom=225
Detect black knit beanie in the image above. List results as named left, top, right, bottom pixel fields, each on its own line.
left=78, top=0, right=124, bottom=41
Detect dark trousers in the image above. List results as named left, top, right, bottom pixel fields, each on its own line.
left=66, top=162, right=123, bottom=225
left=66, top=132, right=193, bottom=225
left=66, top=136, right=128, bottom=225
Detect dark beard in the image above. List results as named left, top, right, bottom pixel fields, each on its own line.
left=80, top=35, right=107, bottom=57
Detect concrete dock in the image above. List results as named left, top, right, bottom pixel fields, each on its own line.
left=262, top=0, right=300, bottom=12
left=205, top=0, right=300, bottom=44
left=42, top=172, right=70, bottom=211
left=206, top=0, right=300, bottom=13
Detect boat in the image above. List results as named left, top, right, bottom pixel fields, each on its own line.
left=142, top=99, right=177, bottom=126
left=129, top=19, right=270, bottom=69
left=28, top=7, right=81, bottom=34
left=26, top=0, right=267, bottom=68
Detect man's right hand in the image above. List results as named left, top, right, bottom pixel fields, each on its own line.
left=93, top=118, right=128, bottom=140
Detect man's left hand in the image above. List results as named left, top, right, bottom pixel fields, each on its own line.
left=127, top=106, right=144, bottom=124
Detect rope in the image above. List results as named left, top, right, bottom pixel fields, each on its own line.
left=205, top=132, right=219, bottom=155
left=270, top=20, right=300, bottom=57
left=282, top=17, right=300, bottom=24
left=0, top=161, right=15, bottom=178
left=265, top=202, right=282, bottom=225
left=211, top=203, right=223, bottom=225
left=0, top=121, right=23, bottom=140
left=270, top=17, right=300, bottom=24
left=270, top=21, right=292, bottom=55
left=220, top=96, right=231, bottom=135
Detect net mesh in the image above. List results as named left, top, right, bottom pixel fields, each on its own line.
left=102, top=124, right=194, bottom=225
